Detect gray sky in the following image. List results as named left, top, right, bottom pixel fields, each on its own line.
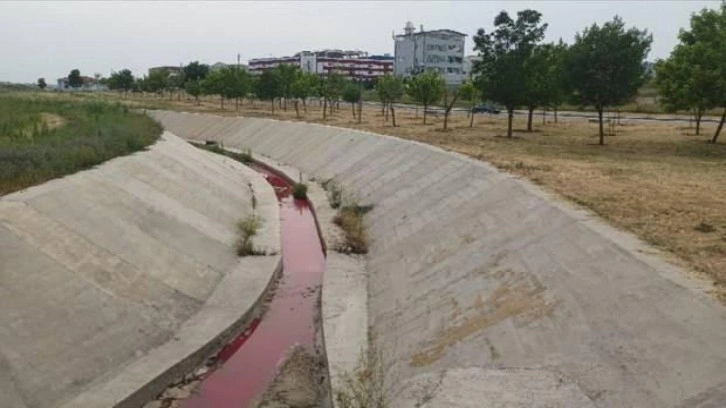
left=0, top=0, right=719, bottom=84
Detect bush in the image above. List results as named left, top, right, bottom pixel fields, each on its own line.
left=321, top=178, right=343, bottom=209
left=292, top=182, right=308, bottom=200
left=334, top=348, right=386, bottom=408
left=333, top=204, right=371, bottom=254
left=236, top=215, right=263, bottom=256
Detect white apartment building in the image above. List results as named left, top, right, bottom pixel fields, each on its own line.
left=394, top=22, right=467, bottom=85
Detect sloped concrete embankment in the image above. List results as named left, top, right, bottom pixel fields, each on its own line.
left=151, top=111, right=726, bottom=408
left=0, top=132, right=281, bottom=408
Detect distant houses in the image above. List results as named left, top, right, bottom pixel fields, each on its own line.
left=56, top=75, right=106, bottom=91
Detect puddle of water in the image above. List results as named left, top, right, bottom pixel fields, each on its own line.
left=182, top=164, right=325, bottom=407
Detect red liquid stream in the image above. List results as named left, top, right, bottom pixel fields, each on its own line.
left=182, top=164, right=325, bottom=407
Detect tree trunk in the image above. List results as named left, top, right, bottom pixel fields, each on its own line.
left=416, top=104, right=419, bottom=118
left=196, top=96, right=200, bottom=106
left=554, top=106, right=558, bottom=124
left=598, top=108, right=605, bottom=145
left=527, top=108, right=534, bottom=132
left=390, top=104, right=397, bottom=127
left=381, top=102, right=385, bottom=117
left=323, top=99, right=327, bottom=119
left=507, top=108, right=513, bottom=138
left=271, top=99, right=275, bottom=114
left=235, top=97, right=239, bottom=111
left=469, top=104, right=475, bottom=128
left=443, top=110, right=450, bottom=130
left=284, top=98, right=287, bottom=111
left=384, top=102, right=389, bottom=122
left=357, top=100, right=362, bottom=124
left=542, top=109, right=546, bottom=125
left=220, top=96, right=224, bottom=109
left=351, top=102, right=356, bottom=120
left=423, top=104, right=428, bottom=124
left=711, top=108, right=726, bottom=144
left=303, top=98, right=307, bottom=113
left=295, top=100, right=300, bottom=118
left=695, top=108, right=703, bottom=136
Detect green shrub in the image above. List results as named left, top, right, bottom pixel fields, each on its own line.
left=292, top=182, right=308, bottom=200
left=237, top=215, right=263, bottom=256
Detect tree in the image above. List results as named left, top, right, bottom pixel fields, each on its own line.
left=671, top=3, right=726, bottom=143
left=566, top=17, right=652, bottom=145
left=107, top=69, right=135, bottom=94
left=185, top=80, right=202, bottom=105
left=342, top=81, right=362, bottom=121
left=219, top=66, right=250, bottom=110
left=256, top=69, right=282, bottom=113
left=291, top=72, right=317, bottom=116
left=320, top=73, right=346, bottom=119
left=146, top=69, right=170, bottom=97
left=442, top=86, right=461, bottom=131
left=201, top=69, right=227, bottom=109
left=375, top=75, right=405, bottom=126
left=68, top=69, right=83, bottom=88
left=37, top=78, right=47, bottom=90
left=655, top=45, right=713, bottom=136
left=407, top=71, right=445, bottom=124
left=273, top=64, right=300, bottom=110
left=522, top=44, right=558, bottom=131
left=473, top=10, right=548, bottom=137
left=459, top=80, right=478, bottom=127
left=183, top=61, right=210, bottom=84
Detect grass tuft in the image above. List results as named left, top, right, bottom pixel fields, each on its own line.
left=292, top=182, right=308, bottom=200
left=333, top=204, right=371, bottom=254
left=237, top=215, right=263, bottom=256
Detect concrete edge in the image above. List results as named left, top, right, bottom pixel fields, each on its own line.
left=248, top=152, right=369, bottom=407
left=58, top=138, right=283, bottom=408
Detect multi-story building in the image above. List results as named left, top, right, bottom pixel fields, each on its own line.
left=394, top=22, right=467, bottom=85
left=248, top=50, right=394, bottom=82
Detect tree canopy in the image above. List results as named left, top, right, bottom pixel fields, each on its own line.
left=473, top=9, right=548, bottom=137
left=407, top=71, right=445, bottom=124
left=108, top=69, right=135, bottom=92
left=68, top=69, right=83, bottom=88
left=183, top=61, right=210, bottom=83
left=566, top=16, right=652, bottom=144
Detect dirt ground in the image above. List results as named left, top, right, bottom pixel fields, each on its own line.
left=102, top=93, right=726, bottom=300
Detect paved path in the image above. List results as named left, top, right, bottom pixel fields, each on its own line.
left=0, top=132, right=280, bottom=408
left=153, top=111, right=726, bottom=407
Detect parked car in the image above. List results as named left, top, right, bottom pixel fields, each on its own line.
left=471, top=104, right=500, bottom=114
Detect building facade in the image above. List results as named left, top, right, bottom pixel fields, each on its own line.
left=394, top=22, right=467, bottom=85
left=248, top=50, right=394, bottom=81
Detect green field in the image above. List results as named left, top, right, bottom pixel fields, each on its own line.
left=0, top=93, right=162, bottom=195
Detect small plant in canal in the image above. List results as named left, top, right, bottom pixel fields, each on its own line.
left=292, top=182, right=308, bottom=200
left=321, top=178, right=343, bottom=209
left=335, top=348, right=387, bottom=408
left=333, top=202, right=372, bottom=254
left=237, top=214, right=263, bottom=256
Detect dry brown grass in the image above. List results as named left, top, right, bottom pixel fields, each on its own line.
left=109, top=94, right=726, bottom=299
left=333, top=206, right=369, bottom=255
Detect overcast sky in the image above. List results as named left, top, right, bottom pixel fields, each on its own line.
left=0, top=0, right=720, bottom=83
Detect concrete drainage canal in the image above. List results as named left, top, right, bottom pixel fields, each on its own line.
left=148, top=159, right=330, bottom=408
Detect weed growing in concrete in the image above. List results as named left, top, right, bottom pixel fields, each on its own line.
left=237, top=215, right=263, bottom=256
left=321, top=178, right=344, bottom=209
left=334, top=348, right=387, bottom=408
left=333, top=202, right=372, bottom=254
left=292, top=182, right=308, bottom=200
left=196, top=143, right=253, bottom=164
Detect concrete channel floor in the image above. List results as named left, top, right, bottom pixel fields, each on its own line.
left=152, top=110, right=726, bottom=408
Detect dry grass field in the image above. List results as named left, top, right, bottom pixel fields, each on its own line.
left=94, top=93, right=726, bottom=300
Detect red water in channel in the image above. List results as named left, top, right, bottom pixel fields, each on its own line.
left=183, top=164, right=325, bottom=407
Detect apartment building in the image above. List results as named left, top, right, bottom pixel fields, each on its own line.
left=394, top=22, right=467, bottom=85
left=248, top=50, right=394, bottom=82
